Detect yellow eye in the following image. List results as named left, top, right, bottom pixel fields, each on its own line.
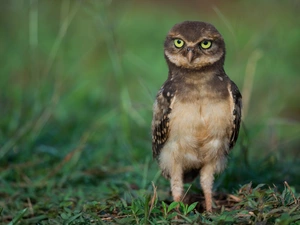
left=200, top=40, right=212, bottom=49
left=174, top=39, right=184, bottom=48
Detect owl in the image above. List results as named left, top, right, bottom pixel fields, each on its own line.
left=151, top=21, right=242, bottom=212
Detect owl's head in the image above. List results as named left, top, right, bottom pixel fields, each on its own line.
left=164, top=21, right=225, bottom=70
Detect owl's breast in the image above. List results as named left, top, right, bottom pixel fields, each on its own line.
left=169, top=93, right=232, bottom=144
left=161, top=81, right=232, bottom=162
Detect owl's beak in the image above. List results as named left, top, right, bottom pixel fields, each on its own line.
left=186, top=47, right=194, bottom=63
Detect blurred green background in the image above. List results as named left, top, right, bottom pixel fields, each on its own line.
left=0, top=0, right=299, bottom=221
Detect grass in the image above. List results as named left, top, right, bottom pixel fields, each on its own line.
left=0, top=0, right=300, bottom=224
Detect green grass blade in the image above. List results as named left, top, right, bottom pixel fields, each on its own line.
left=8, top=208, right=28, bottom=225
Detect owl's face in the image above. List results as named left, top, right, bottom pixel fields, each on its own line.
left=164, top=21, right=225, bottom=70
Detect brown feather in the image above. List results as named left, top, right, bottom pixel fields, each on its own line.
left=152, top=79, right=176, bottom=158
left=229, top=81, right=242, bottom=149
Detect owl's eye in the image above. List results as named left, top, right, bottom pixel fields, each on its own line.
left=200, top=40, right=212, bottom=49
left=174, top=39, right=184, bottom=48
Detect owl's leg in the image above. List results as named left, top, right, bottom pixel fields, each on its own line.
left=200, top=163, right=215, bottom=212
left=170, top=165, right=183, bottom=202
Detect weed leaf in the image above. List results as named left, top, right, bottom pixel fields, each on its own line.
left=168, top=202, right=179, bottom=213
left=187, top=202, right=198, bottom=214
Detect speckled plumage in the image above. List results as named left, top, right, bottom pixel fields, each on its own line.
left=151, top=21, right=242, bottom=212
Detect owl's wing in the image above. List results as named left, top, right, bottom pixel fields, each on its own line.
left=229, top=81, right=242, bottom=149
left=152, top=80, right=176, bottom=158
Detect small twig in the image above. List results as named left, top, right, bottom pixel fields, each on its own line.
left=149, top=182, right=157, bottom=218
left=227, top=194, right=242, bottom=203
left=27, top=198, right=34, bottom=216
left=284, top=181, right=298, bottom=205
left=181, top=184, right=192, bottom=202
left=270, top=185, right=278, bottom=202
left=100, top=215, right=127, bottom=221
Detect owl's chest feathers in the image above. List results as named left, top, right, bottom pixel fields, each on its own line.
left=159, top=73, right=233, bottom=172
left=171, top=76, right=232, bottom=141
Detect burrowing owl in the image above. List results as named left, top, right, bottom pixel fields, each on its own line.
left=151, top=21, right=242, bottom=212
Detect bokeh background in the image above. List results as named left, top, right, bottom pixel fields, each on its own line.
left=0, top=0, right=299, bottom=220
